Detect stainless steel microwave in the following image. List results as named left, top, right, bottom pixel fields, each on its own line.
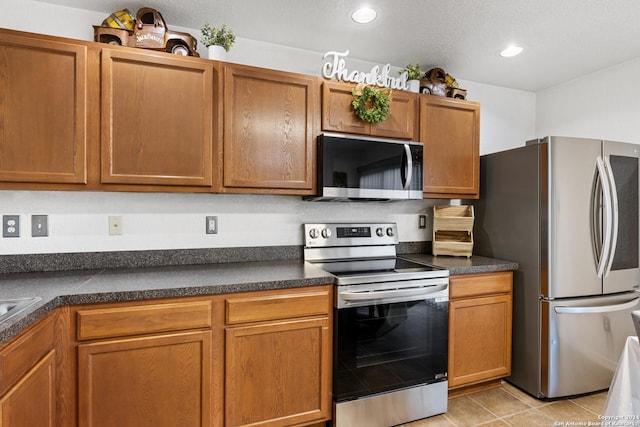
left=305, top=133, right=423, bottom=201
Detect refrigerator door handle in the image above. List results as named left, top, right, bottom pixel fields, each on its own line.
left=603, top=155, right=619, bottom=277
left=595, top=156, right=613, bottom=278
left=554, top=297, right=640, bottom=314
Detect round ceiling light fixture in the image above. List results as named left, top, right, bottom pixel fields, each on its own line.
left=499, top=45, right=524, bottom=58
left=351, top=7, right=377, bottom=24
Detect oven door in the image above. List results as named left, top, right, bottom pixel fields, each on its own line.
left=334, top=282, right=449, bottom=402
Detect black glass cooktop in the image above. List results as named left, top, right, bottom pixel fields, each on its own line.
left=312, top=257, right=442, bottom=277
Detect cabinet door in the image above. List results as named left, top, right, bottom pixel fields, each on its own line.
left=420, top=96, right=480, bottom=198
left=225, top=318, right=331, bottom=427
left=223, top=65, right=317, bottom=193
left=0, top=310, right=56, bottom=397
left=0, top=350, right=56, bottom=427
left=370, top=89, right=418, bottom=140
left=78, top=331, right=211, bottom=427
left=321, top=81, right=369, bottom=135
left=101, top=48, right=213, bottom=186
left=0, top=32, right=87, bottom=184
left=448, top=293, right=512, bottom=389
left=322, top=81, right=418, bottom=140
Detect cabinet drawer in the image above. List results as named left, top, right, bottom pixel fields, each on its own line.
left=449, top=271, right=513, bottom=300
left=77, top=300, right=212, bottom=341
left=0, top=312, right=55, bottom=396
left=226, top=289, right=330, bottom=325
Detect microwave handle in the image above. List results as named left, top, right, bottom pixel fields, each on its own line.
left=401, top=144, right=413, bottom=190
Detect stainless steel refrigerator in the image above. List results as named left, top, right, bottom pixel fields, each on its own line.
left=473, top=136, right=640, bottom=398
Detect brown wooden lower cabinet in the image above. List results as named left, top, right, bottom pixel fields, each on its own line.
left=0, top=286, right=333, bottom=427
left=448, top=271, right=513, bottom=393
left=0, top=273, right=516, bottom=423
left=0, top=311, right=57, bottom=427
left=224, top=287, right=333, bottom=427
left=78, top=330, right=212, bottom=427
left=225, top=318, right=330, bottom=427
left=73, top=299, right=213, bottom=427
left=0, top=350, right=56, bottom=427
left=67, top=286, right=331, bottom=427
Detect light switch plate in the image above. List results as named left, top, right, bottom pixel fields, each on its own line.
left=31, top=215, right=48, bottom=237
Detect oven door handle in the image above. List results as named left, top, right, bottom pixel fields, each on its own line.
left=339, top=284, right=448, bottom=302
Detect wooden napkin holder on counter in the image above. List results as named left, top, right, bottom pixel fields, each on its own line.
left=432, top=205, right=474, bottom=257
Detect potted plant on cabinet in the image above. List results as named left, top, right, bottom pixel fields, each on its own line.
left=398, top=62, right=424, bottom=93
left=200, top=23, right=235, bottom=60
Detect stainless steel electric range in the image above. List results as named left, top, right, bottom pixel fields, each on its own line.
left=304, top=223, right=449, bottom=427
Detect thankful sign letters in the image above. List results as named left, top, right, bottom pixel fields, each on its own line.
left=322, top=50, right=410, bottom=90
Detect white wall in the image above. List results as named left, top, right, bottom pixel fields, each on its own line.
left=0, top=191, right=437, bottom=255
left=0, top=0, right=536, bottom=255
left=536, top=58, right=640, bottom=143
left=459, top=80, right=536, bottom=154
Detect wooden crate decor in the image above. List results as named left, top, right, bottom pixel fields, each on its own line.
left=432, top=205, right=474, bottom=257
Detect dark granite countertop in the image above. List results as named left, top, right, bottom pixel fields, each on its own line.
left=0, top=260, right=334, bottom=345
left=400, top=254, right=518, bottom=275
left=0, top=249, right=517, bottom=346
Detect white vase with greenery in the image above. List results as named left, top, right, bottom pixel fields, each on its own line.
left=207, top=45, right=226, bottom=60
left=407, top=80, right=420, bottom=92
left=201, top=23, right=235, bottom=61
left=399, top=62, right=425, bottom=93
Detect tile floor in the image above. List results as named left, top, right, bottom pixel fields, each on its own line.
left=399, top=382, right=608, bottom=427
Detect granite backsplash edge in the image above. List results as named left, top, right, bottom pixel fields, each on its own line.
left=0, top=241, right=432, bottom=274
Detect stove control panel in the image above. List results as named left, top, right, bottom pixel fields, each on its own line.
left=304, top=223, right=399, bottom=247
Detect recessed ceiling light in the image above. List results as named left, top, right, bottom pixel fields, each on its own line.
left=351, top=7, right=377, bottom=24
left=500, top=45, right=524, bottom=58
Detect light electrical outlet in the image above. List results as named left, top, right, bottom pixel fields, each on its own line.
left=206, top=216, right=218, bottom=234
left=2, top=215, right=20, bottom=238
left=419, top=214, right=427, bottom=229
left=109, top=216, right=123, bottom=235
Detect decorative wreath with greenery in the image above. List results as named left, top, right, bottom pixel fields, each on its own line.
left=351, top=83, right=391, bottom=124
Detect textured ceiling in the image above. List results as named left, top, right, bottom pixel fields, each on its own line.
left=36, top=0, right=640, bottom=92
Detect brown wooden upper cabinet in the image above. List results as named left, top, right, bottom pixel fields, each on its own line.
left=420, top=95, right=480, bottom=199
left=321, top=80, right=418, bottom=140
left=100, top=47, right=214, bottom=187
left=220, top=64, right=319, bottom=195
left=0, top=28, right=482, bottom=198
left=0, top=31, right=88, bottom=185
